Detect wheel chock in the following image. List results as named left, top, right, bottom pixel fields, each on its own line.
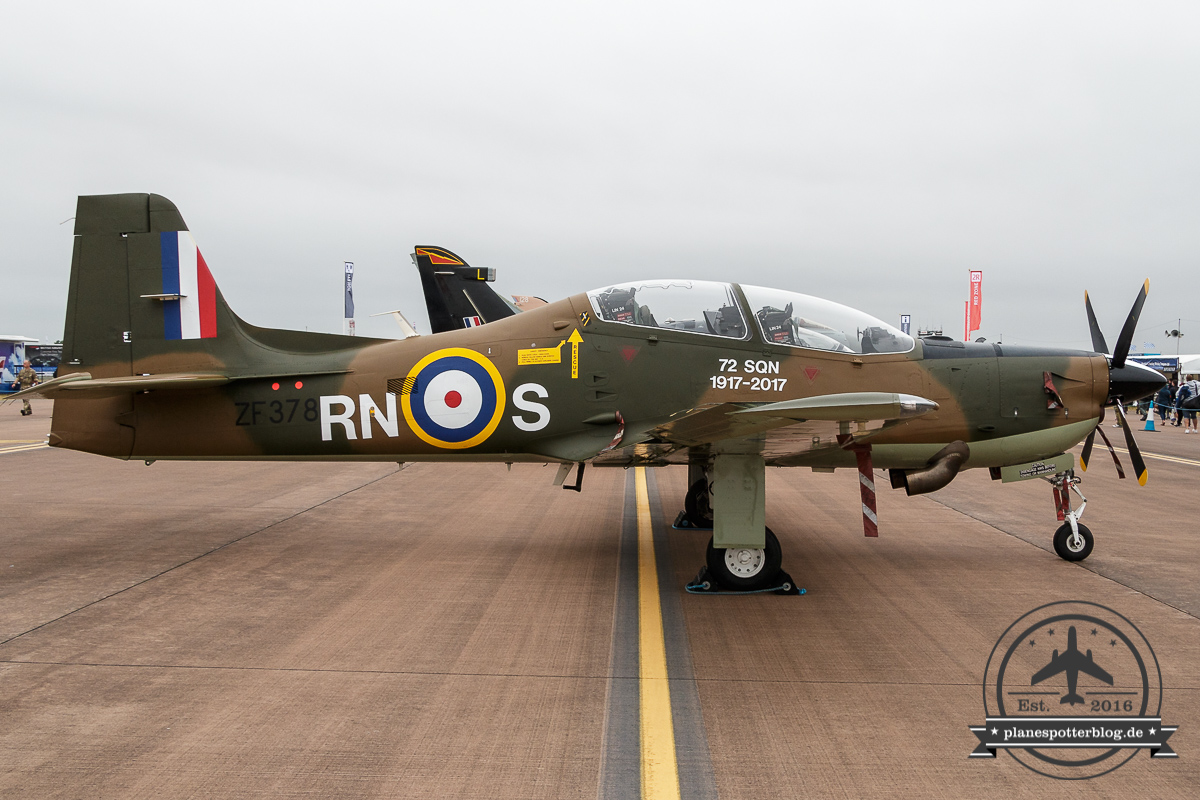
left=672, top=511, right=712, bottom=531
left=685, top=566, right=805, bottom=596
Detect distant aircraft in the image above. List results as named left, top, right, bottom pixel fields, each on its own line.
left=413, top=246, right=545, bottom=332
left=13, top=194, right=1166, bottom=591
left=1030, top=626, right=1115, bottom=705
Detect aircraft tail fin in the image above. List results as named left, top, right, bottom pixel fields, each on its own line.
left=61, top=193, right=371, bottom=380
left=1061, top=693, right=1085, bottom=706
left=413, top=246, right=519, bottom=333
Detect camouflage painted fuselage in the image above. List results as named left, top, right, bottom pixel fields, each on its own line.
left=45, top=194, right=1107, bottom=475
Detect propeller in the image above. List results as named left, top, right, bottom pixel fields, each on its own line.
left=1079, top=281, right=1162, bottom=486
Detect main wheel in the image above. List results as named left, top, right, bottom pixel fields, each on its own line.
left=1053, top=522, right=1093, bottom=561
left=684, top=478, right=713, bottom=528
left=706, top=527, right=782, bottom=590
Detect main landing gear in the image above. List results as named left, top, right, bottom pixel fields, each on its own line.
left=1046, top=469, right=1094, bottom=562
left=680, top=470, right=800, bottom=594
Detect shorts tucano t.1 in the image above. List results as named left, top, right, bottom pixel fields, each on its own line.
left=14, top=193, right=1166, bottom=590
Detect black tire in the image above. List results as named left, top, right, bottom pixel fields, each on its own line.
left=1053, top=522, right=1094, bottom=561
left=706, top=527, right=782, bottom=590
left=684, top=478, right=713, bottom=528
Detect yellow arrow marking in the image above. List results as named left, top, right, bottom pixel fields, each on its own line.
left=568, top=328, right=583, bottom=379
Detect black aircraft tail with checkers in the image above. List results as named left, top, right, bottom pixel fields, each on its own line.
left=413, top=246, right=520, bottom=333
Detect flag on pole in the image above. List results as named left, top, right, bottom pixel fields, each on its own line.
left=969, top=270, right=982, bottom=334
left=344, top=262, right=355, bottom=319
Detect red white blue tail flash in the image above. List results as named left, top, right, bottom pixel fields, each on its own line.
left=160, top=231, right=217, bottom=340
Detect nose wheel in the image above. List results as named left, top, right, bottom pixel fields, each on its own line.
left=1053, top=522, right=1094, bottom=561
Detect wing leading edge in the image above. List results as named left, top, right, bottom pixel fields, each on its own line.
left=589, top=392, right=938, bottom=467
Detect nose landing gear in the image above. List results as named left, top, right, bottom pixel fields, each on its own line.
left=1046, top=470, right=1094, bottom=561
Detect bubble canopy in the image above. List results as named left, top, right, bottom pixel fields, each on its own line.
left=586, top=280, right=914, bottom=354
left=739, top=284, right=914, bottom=354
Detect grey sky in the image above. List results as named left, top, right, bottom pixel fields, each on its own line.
left=3, top=2, right=1198, bottom=352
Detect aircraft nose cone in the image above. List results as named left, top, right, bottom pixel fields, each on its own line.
left=1108, top=360, right=1166, bottom=403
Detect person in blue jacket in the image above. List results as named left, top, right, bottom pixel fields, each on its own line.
left=1156, top=381, right=1174, bottom=424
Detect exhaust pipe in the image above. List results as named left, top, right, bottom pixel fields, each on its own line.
left=889, top=441, right=970, bottom=496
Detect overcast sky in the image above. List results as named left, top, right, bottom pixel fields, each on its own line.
left=2, top=2, right=1198, bottom=353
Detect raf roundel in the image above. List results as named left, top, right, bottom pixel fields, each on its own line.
left=401, top=348, right=505, bottom=449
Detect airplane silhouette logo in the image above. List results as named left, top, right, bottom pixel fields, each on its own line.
left=1030, top=626, right=1115, bottom=705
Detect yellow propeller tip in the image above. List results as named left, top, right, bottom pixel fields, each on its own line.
left=1138, top=471, right=1148, bottom=486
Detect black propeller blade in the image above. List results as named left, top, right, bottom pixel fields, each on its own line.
left=1110, top=279, right=1149, bottom=371
left=1092, top=423, right=1126, bottom=480
left=1084, top=291, right=1109, bottom=355
left=1080, top=407, right=1101, bottom=472
left=1115, top=405, right=1149, bottom=486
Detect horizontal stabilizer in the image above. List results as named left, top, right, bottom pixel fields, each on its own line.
left=8, top=368, right=353, bottom=400
left=8, top=372, right=229, bottom=399
left=732, top=392, right=938, bottom=422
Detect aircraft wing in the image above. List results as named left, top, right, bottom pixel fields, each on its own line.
left=590, top=392, right=937, bottom=467
left=731, top=392, right=938, bottom=423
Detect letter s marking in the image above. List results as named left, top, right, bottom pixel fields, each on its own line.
left=512, top=383, right=550, bottom=432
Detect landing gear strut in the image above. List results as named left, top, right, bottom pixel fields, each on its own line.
left=683, top=478, right=713, bottom=529
left=1045, top=469, right=1094, bottom=561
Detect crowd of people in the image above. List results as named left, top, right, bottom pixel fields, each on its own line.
left=1148, top=376, right=1200, bottom=433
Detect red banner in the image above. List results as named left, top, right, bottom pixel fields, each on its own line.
left=969, top=271, right=983, bottom=333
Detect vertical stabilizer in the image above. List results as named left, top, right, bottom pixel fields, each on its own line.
left=413, top=246, right=519, bottom=333
left=62, top=193, right=240, bottom=378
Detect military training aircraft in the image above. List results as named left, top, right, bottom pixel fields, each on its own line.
left=14, top=193, right=1166, bottom=591
left=1030, top=626, right=1115, bottom=706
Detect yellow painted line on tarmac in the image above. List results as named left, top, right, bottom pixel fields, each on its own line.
left=635, top=467, right=681, bottom=800
left=0, top=442, right=47, bottom=455
left=1111, top=445, right=1200, bottom=468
